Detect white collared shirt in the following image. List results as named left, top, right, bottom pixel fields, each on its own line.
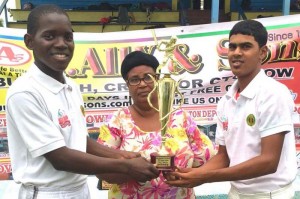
left=6, top=64, right=88, bottom=188
left=216, top=69, right=297, bottom=193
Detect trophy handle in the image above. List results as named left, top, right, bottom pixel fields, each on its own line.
left=147, top=74, right=159, bottom=112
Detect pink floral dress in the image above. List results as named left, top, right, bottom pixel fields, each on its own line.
left=97, top=107, right=215, bottom=199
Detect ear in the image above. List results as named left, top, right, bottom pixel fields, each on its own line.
left=259, top=45, right=268, bottom=61
left=24, top=33, right=33, bottom=50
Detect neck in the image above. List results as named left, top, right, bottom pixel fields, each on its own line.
left=131, top=103, right=158, bottom=118
left=237, top=68, right=260, bottom=92
left=36, top=64, right=65, bottom=84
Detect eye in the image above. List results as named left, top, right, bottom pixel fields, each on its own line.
left=65, top=33, right=74, bottom=42
left=144, top=75, right=154, bottom=83
left=241, top=43, right=251, bottom=50
left=43, top=34, right=54, bottom=40
left=228, top=43, right=236, bottom=51
left=129, top=77, right=139, bottom=84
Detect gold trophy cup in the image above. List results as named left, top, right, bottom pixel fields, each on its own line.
left=147, top=35, right=184, bottom=171
left=148, top=73, right=183, bottom=171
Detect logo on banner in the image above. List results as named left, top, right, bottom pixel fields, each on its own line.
left=0, top=41, right=32, bottom=66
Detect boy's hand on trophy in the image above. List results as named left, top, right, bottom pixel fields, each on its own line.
left=162, top=167, right=182, bottom=181
left=126, top=157, right=159, bottom=182
left=164, top=167, right=206, bottom=188
left=118, top=150, right=141, bottom=159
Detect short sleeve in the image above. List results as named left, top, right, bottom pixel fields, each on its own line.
left=215, top=98, right=226, bottom=146
left=258, top=84, right=294, bottom=137
left=6, top=92, right=65, bottom=158
left=97, top=110, right=123, bottom=149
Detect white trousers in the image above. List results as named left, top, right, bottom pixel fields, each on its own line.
left=18, top=182, right=91, bottom=199
left=228, top=183, right=295, bottom=199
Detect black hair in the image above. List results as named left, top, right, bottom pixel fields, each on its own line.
left=121, top=51, right=159, bottom=80
left=27, top=4, right=69, bottom=35
left=229, top=20, right=268, bottom=47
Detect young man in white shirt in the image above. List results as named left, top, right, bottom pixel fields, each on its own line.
left=166, top=19, right=297, bottom=198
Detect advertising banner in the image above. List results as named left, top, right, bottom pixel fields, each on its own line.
left=1, top=15, right=300, bottom=179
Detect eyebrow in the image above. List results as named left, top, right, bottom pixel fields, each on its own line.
left=229, top=42, right=253, bottom=47
left=129, top=73, right=155, bottom=78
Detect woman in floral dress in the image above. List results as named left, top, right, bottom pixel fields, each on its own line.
left=97, top=51, right=215, bottom=199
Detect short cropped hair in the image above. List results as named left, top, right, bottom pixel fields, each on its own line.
left=121, top=51, right=159, bottom=80
left=229, top=20, right=268, bottom=47
left=27, top=4, right=69, bottom=35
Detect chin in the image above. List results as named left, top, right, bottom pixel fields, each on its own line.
left=57, top=64, right=69, bottom=71
left=231, top=69, right=241, bottom=76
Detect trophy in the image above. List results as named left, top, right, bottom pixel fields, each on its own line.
left=147, top=34, right=184, bottom=171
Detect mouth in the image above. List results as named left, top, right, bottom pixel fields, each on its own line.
left=231, top=60, right=243, bottom=67
left=138, top=91, right=150, bottom=97
left=52, top=53, right=69, bottom=61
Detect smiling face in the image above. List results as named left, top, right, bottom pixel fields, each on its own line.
left=228, top=34, right=267, bottom=82
left=127, top=65, right=157, bottom=106
left=24, top=13, right=74, bottom=82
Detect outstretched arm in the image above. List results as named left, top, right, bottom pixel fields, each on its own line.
left=166, top=132, right=285, bottom=187
left=86, top=137, right=140, bottom=159
left=44, top=144, right=159, bottom=182
left=7, top=91, right=158, bottom=183
left=165, top=144, right=229, bottom=187
left=87, top=137, right=137, bottom=184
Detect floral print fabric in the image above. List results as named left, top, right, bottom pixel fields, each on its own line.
left=97, top=107, right=215, bottom=199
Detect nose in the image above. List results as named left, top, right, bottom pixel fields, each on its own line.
left=55, top=37, right=68, bottom=48
left=231, top=47, right=243, bottom=58
left=233, top=47, right=240, bottom=54
left=233, top=46, right=242, bottom=55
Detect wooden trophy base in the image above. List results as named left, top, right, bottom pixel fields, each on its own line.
left=150, top=152, right=175, bottom=171
left=97, top=179, right=112, bottom=190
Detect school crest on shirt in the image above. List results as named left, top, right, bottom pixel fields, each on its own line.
left=246, top=114, right=256, bottom=126
left=58, top=109, right=71, bottom=128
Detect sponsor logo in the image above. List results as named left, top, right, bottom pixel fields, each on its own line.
left=0, top=41, right=32, bottom=66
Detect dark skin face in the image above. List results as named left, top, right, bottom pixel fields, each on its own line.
left=126, top=65, right=161, bottom=132
left=24, top=13, right=74, bottom=83
left=127, top=65, right=158, bottom=110
left=228, top=34, right=267, bottom=91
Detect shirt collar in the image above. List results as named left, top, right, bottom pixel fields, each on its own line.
left=225, top=69, right=265, bottom=100
left=28, top=64, right=72, bottom=94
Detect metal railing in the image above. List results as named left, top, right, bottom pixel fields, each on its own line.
left=233, top=0, right=247, bottom=20
left=0, top=0, right=9, bottom=27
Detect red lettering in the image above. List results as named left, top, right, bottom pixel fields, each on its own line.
left=173, top=44, right=204, bottom=74
left=0, top=119, right=6, bottom=127
left=216, top=39, right=231, bottom=71
left=0, top=46, right=23, bottom=62
left=266, top=40, right=299, bottom=64
left=86, top=114, right=108, bottom=124
left=0, top=164, right=11, bottom=173
left=86, top=48, right=106, bottom=76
